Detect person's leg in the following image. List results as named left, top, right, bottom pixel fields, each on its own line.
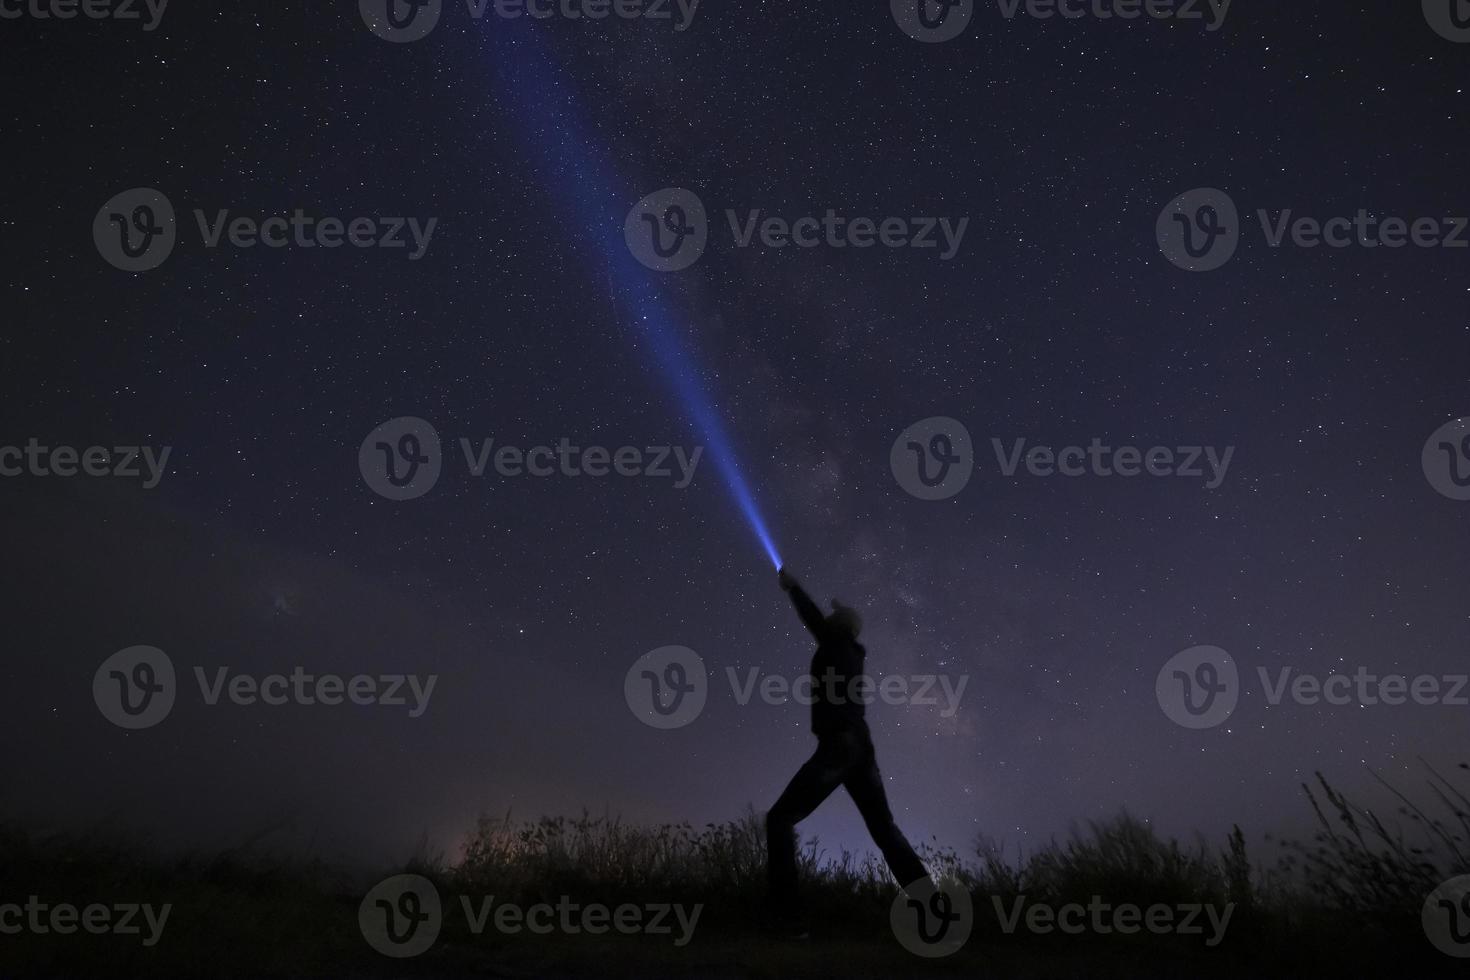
left=766, top=732, right=863, bottom=925
left=844, top=737, right=931, bottom=891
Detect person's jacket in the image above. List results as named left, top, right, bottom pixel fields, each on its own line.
left=788, top=584, right=866, bottom=735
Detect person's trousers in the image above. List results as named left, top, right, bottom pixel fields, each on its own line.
left=765, top=724, right=930, bottom=917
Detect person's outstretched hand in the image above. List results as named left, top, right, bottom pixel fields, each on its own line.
left=778, top=567, right=796, bottom=592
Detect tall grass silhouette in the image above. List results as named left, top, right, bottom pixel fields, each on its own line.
left=448, top=763, right=1468, bottom=925
left=4, top=763, right=1466, bottom=976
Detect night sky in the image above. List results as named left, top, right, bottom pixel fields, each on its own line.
left=3, top=1, right=1469, bottom=867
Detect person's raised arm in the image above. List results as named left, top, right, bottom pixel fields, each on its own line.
left=778, top=567, right=827, bottom=640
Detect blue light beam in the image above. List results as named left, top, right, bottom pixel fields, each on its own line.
left=479, top=31, right=782, bottom=569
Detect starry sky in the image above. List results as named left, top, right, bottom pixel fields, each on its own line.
left=3, top=1, right=1469, bottom=865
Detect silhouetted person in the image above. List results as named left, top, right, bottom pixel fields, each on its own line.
left=765, top=567, right=932, bottom=935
